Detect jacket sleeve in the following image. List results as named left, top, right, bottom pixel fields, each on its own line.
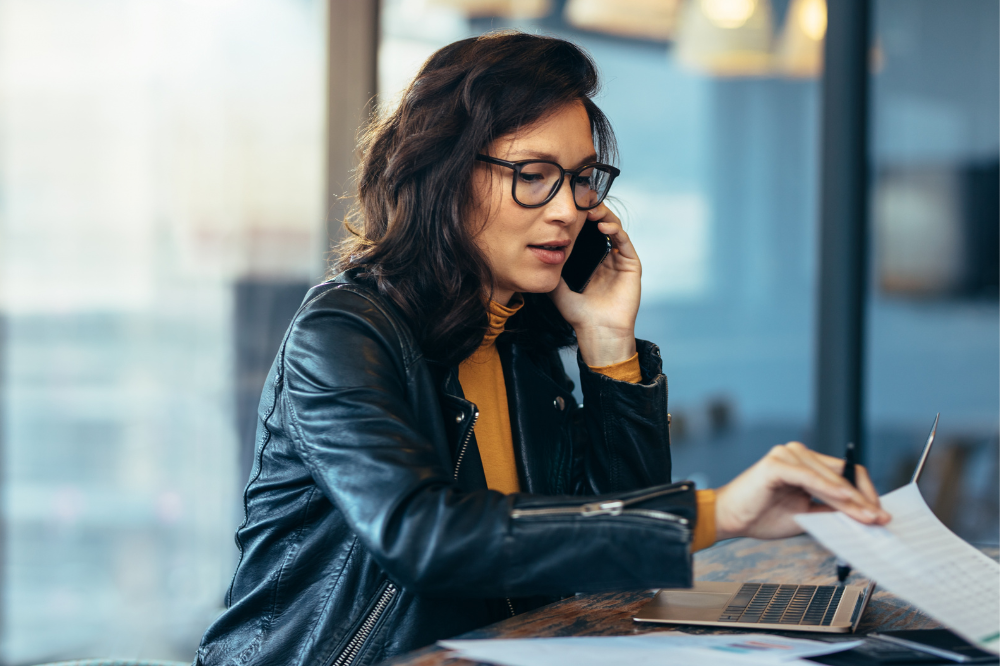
left=280, top=289, right=693, bottom=598
left=569, top=338, right=673, bottom=495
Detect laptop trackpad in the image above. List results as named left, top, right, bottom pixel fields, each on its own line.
left=653, top=591, right=731, bottom=621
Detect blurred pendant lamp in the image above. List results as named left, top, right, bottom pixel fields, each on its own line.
left=429, top=0, right=552, bottom=19
left=675, top=0, right=774, bottom=76
left=775, top=0, right=826, bottom=77
left=564, top=0, right=684, bottom=41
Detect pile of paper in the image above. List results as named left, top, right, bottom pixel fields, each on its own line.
left=796, top=482, right=1000, bottom=654
left=440, top=633, right=861, bottom=666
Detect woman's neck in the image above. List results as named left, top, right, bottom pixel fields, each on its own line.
left=492, top=287, right=515, bottom=306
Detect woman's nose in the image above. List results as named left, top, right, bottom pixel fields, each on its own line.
left=546, top=174, right=579, bottom=221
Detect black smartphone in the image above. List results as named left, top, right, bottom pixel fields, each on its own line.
left=562, top=219, right=612, bottom=293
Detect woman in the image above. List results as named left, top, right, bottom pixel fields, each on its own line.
left=195, top=32, right=888, bottom=666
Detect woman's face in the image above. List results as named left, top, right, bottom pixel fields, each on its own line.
left=470, top=101, right=595, bottom=304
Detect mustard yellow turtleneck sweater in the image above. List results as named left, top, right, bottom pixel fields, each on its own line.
left=457, top=296, right=716, bottom=552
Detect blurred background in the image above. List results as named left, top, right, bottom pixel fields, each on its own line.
left=0, top=0, right=996, bottom=662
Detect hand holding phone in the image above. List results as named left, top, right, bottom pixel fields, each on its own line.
left=561, top=218, right=612, bottom=293
left=551, top=206, right=642, bottom=368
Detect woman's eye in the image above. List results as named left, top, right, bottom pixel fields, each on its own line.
left=572, top=176, right=593, bottom=188
left=519, top=172, right=545, bottom=183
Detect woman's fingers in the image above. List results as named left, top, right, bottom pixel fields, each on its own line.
left=588, top=205, right=640, bottom=263
left=764, top=444, right=887, bottom=521
left=767, top=456, right=887, bottom=525
left=799, top=446, right=883, bottom=506
left=854, top=465, right=880, bottom=504
left=715, top=442, right=891, bottom=540
left=782, top=443, right=884, bottom=510
left=766, top=445, right=849, bottom=501
left=806, top=449, right=876, bottom=494
left=601, top=223, right=639, bottom=264
left=782, top=442, right=854, bottom=492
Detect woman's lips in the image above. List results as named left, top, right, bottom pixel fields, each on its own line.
left=528, top=245, right=567, bottom=265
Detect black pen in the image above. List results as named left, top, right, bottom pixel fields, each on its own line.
left=836, top=442, right=857, bottom=584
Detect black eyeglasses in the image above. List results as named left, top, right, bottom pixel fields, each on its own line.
left=475, top=155, right=620, bottom=210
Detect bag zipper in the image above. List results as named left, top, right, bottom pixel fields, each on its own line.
left=331, top=582, right=397, bottom=666
left=509, top=484, right=690, bottom=525
left=452, top=409, right=479, bottom=480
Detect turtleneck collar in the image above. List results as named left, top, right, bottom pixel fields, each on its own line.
left=480, top=293, right=524, bottom=349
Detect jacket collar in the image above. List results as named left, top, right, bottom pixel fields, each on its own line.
left=326, top=268, right=575, bottom=496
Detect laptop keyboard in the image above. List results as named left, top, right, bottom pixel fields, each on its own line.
left=718, top=583, right=846, bottom=626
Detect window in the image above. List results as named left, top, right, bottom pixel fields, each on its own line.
left=867, top=0, right=999, bottom=542
left=0, top=1, right=326, bottom=660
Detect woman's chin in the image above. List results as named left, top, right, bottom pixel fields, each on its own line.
left=514, top=273, right=564, bottom=295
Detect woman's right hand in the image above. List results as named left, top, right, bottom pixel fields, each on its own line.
left=714, top=442, right=890, bottom=541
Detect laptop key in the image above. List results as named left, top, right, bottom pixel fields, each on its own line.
left=739, top=584, right=779, bottom=623
left=720, top=583, right=760, bottom=620
left=801, top=585, right=835, bottom=625
left=760, top=585, right=797, bottom=623
left=821, top=586, right=845, bottom=626
left=780, top=585, right=816, bottom=623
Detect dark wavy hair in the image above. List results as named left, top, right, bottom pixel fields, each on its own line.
left=333, top=31, right=618, bottom=367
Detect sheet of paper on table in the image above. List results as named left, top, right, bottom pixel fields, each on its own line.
left=795, top=482, right=1000, bottom=654
left=439, top=633, right=862, bottom=666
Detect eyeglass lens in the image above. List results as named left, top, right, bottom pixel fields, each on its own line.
left=515, top=162, right=613, bottom=208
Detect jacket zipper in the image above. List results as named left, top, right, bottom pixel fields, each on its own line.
left=451, top=409, right=516, bottom=618
left=509, top=484, right=691, bottom=526
left=452, top=409, right=479, bottom=480
left=331, top=582, right=397, bottom=666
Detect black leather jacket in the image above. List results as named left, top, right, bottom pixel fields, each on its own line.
left=195, top=272, right=698, bottom=666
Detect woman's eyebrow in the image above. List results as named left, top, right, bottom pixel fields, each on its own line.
left=508, top=151, right=599, bottom=167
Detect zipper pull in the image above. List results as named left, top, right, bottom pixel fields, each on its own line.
left=581, top=500, right=624, bottom=516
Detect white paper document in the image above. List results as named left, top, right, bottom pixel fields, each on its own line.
left=439, top=633, right=861, bottom=666
left=796, top=482, right=1000, bottom=653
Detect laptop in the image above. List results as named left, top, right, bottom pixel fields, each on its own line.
left=633, top=580, right=875, bottom=633
left=634, top=415, right=944, bottom=634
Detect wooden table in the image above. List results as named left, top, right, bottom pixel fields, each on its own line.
left=382, top=535, right=998, bottom=666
